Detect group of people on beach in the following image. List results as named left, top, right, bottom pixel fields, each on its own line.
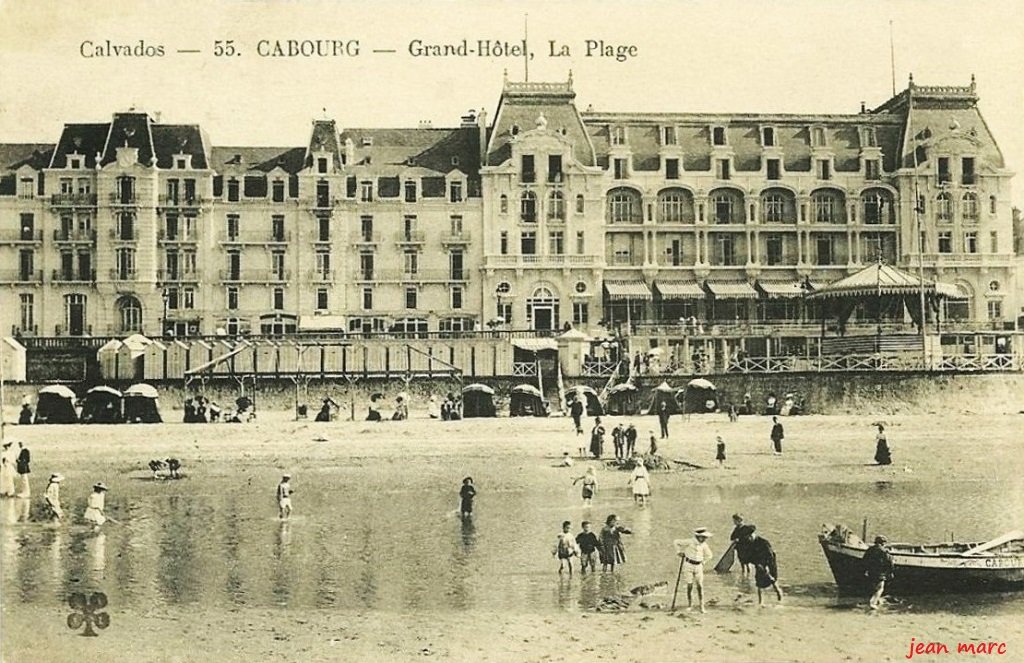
left=552, top=515, right=632, bottom=575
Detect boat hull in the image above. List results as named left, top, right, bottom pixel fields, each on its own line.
left=819, top=538, right=1024, bottom=595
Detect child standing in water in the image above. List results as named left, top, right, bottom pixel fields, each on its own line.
left=575, top=521, right=601, bottom=574
left=572, top=466, right=598, bottom=507
left=459, top=477, right=476, bottom=518
left=277, top=474, right=294, bottom=520
left=716, top=435, right=726, bottom=467
left=83, top=483, right=108, bottom=529
left=552, top=520, right=580, bottom=575
left=43, top=473, right=64, bottom=521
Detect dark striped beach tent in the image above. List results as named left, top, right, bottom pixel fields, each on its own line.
left=564, top=386, right=603, bottom=417
left=462, top=384, right=496, bottom=418
left=510, top=384, right=547, bottom=417
left=680, top=378, right=718, bottom=414
left=34, top=385, right=78, bottom=424
left=81, top=386, right=124, bottom=424
left=124, top=383, right=162, bottom=423
left=648, top=381, right=680, bottom=415
left=605, top=383, right=639, bottom=416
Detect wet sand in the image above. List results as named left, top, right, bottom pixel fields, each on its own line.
left=2, top=412, right=1023, bottom=662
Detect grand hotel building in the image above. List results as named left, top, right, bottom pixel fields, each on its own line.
left=0, top=75, right=1017, bottom=339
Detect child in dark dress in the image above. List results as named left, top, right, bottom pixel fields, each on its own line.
left=716, top=436, right=726, bottom=467
left=459, top=477, right=476, bottom=518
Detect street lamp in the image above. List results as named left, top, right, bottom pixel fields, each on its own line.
left=161, top=288, right=169, bottom=338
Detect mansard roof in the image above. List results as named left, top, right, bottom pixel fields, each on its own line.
left=340, top=127, right=480, bottom=176
left=48, top=113, right=210, bottom=170
left=487, top=79, right=596, bottom=168
left=0, top=143, right=54, bottom=170
left=209, top=146, right=306, bottom=174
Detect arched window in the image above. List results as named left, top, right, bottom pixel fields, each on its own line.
left=862, top=188, right=894, bottom=225
left=936, top=192, right=953, bottom=222
left=547, top=190, right=565, bottom=220
left=118, top=295, right=142, bottom=333
left=962, top=192, right=978, bottom=222
left=810, top=189, right=845, bottom=224
left=657, top=188, right=694, bottom=223
left=499, top=194, right=508, bottom=214
left=575, top=194, right=585, bottom=214
left=520, top=191, right=537, bottom=223
left=607, top=187, right=642, bottom=224
left=709, top=188, right=744, bottom=225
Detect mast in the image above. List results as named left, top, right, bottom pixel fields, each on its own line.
left=910, top=117, right=928, bottom=367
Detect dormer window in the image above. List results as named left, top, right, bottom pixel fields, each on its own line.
left=938, top=157, right=951, bottom=184
left=611, top=126, right=626, bottom=146
left=662, top=126, right=677, bottom=146
left=317, top=157, right=328, bottom=174
left=175, top=158, right=187, bottom=169
left=69, top=157, right=83, bottom=169
left=712, top=126, right=727, bottom=146
left=404, top=180, right=417, bottom=203
left=864, top=159, right=881, bottom=181
left=811, top=126, right=827, bottom=147
left=361, top=137, right=373, bottom=147
left=761, top=127, right=776, bottom=147
left=451, top=156, right=460, bottom=167
left=816, top=159, right=831, bottom=181
left=510, top=124, right=520, bottom=137
left=861, top=127, right=877, bottom=147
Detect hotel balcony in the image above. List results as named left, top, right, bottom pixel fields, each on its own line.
left=108, top=269, right=138, bottom=282
left=0, top=270, right=43, bottom=284
left=108, top=192, right=138, bottom=206
left=156, top=269, right=201, bottom=283
left=394, top=230, right=427, bottom=246
left=0, top=229, right=43, bottom=245
left=53, top=229, right=97, bottom=243
left=51, top=269, right=96, bottom=283
left=50, top=193, right=98, bottom=208
left=157, top=195, right=205, bottom=210
left=440, top=230, right=472, bottom=246
left=219, top=269, right=291, bottom=284
left=351, top=231, right=382, bottom=248
left=303, top=197, right=337, bottom=211
left=486, top=255, right=599, bottom=268
left=218, top=231, right=292, bottom=245
left=922, top=252, right=1014, bottom=269
left=108, top=228, right=138, bottom=241
left=306, top=269, right=337, bottom=282
left=158, top=230, right=199, bottom=243
left=351, top=268, right=468, bottom=283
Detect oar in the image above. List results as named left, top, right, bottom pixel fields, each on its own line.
left=714, top=541, right=736, bottom=573
left=961, top=530, right=1024, bottom=556
left=669, top=555, right=685, bottom=611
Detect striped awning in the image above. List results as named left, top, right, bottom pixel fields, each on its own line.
left=654, top=281, right=705, bottom=300
left=512, top=338, right=559, bottom=352
left=604, top=280, right=652, bottom=301
left=757, top=280, right=810, bottom=299
left=706, top=281, right=758, bottom=299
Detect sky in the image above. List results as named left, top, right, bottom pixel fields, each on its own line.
left=1, top=0, right=1021, bottom=204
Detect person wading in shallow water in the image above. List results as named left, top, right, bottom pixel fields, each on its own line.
left=863, top=535, right=894, bottom=609
left=599, top=514, right=631, bottom=572
left=674, top=527, right=714, bottom=613
left=743, top=527, right=784, bottom=606
left=83, top=483, right=109, bottom=529
left=575, top=521, right=600, bottom=574
left=459, top=477, right=477, bottom=518
left=572, top=466, right=598, bottom=507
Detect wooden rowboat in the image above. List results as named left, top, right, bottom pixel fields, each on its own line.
left=819, top=524, right=1024, bottom=594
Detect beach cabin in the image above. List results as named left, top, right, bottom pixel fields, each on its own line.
left=606, top=383, right=639, bottom=415
left=34, top=385, right=78, bottom=424
left=124, top=383, right=162, bottom=423
left=564, top=386, right=603, bottom=416
left=648, top=381, right=680, bottom=416
left=461, top=384, right=496, bottom=418
left=679, top=378, right=718, bottom=414
left=510, top=384, right=547, bottom=417
left=80, top=386, right=124, bottom=424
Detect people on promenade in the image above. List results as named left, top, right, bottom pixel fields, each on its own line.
left=570, top=397, right=585, bottom=437
left=625, top=423, right=638, bottom=457
left=573, top=466, right=599, bottom=507
left=674, top=527, right=714, bottom=613
left=277, top=474, right=294, bottom=520
left=770, top=416, right=784, bottom=455
left=576, top=521, right=600, bottom=574
left=658, top=400, right=671, bottom=439
left=43, top=473, right=64, bottom=521
left=629, top=458, right=651, bottom=507
left=716, top=435, right=726, bottom=467
left=589, top=418, right=606, bottom=459
left=0, top=442, right=16, bottom=497
left=83, top=483, right=108, bottom=529
left=15, top=441, right=31, bottom=497
left=612, top=424, right=624, bottom=460
left=863, top=535, right=894, bottom=609
left=743, top=527, right=784, bottom=605
left=874, top=424, right=892, bottom=466
left=459, top=476, right=476, bottom=518
left=552, top=520, right=580, bottom=575
left=599, top=514, right=631, bottom=572
left=729, top=514, right=756, bottom=575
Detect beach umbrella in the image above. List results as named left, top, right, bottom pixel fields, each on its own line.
left=462, top=383, right=496, bottom=395
left=124, top=383, right=159, bottom=399
left=87, top=385, right=123, bottom=397
left=608, top=383, right=637, bottom=394
left=511, top=384, right=542, bottom=397
left=687, top=378, right=716, bottom=390
left=38, top=384, right=76, bottom=399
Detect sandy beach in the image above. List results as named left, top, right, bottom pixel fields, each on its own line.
left=2, top=412, right=1023, bottom=663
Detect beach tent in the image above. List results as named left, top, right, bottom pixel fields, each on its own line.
left=648, top=381, right=680, bottom=415
left=564, top=386, right=603, bottom=416
left=462, top=384, right=496, bottom=418
left=679, top=378, right=718, bottom=414
left=34, top=385, right=78, bottom=424
left=80, top=386, right=124, bottom=424
left=510, top=384, right=547, bottom=417
left=124, top=383, right=162, bottom=423
left=605, top=383, right=639, bottom=416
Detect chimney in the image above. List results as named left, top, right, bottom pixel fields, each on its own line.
left=477, top=108, right=487, bottom=167
left=418, top=120, right=433, bottom=129
left=344, top=138, right=355, bottom=166
left=460, top=110, right=477, bottom=128
left=860, top=101, right=866, bottom=113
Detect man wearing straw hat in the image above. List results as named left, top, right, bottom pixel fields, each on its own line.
left=43, top=473, right=65, bottom=521
left=673, top=527, right=714, bottom=613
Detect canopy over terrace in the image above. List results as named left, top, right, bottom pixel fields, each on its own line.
left=806, top=262, right=965, bottom=332
left=604, top=280, right=652, bottom=326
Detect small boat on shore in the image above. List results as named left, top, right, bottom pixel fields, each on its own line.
left=819, top=524, right=1024, bottom=594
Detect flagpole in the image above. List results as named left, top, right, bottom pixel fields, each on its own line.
left=911, top=134, right=928, bottom=369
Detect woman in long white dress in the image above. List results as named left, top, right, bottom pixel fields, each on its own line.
left=83, top=483, right=108, bottom=528
left=0, top=443, right=16, bottom=497
left=43, top=473, right=65, bottom=521
left=630, top=458, right=651, bottom=506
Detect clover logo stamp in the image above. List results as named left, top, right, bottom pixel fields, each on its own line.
left=67, top=592, right=110, bottom=637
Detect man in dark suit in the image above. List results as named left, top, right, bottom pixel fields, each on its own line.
left=770, top=417, right=784, bottom=455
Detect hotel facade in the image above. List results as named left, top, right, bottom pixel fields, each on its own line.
left=0, top=75, right=1018, bottom=340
